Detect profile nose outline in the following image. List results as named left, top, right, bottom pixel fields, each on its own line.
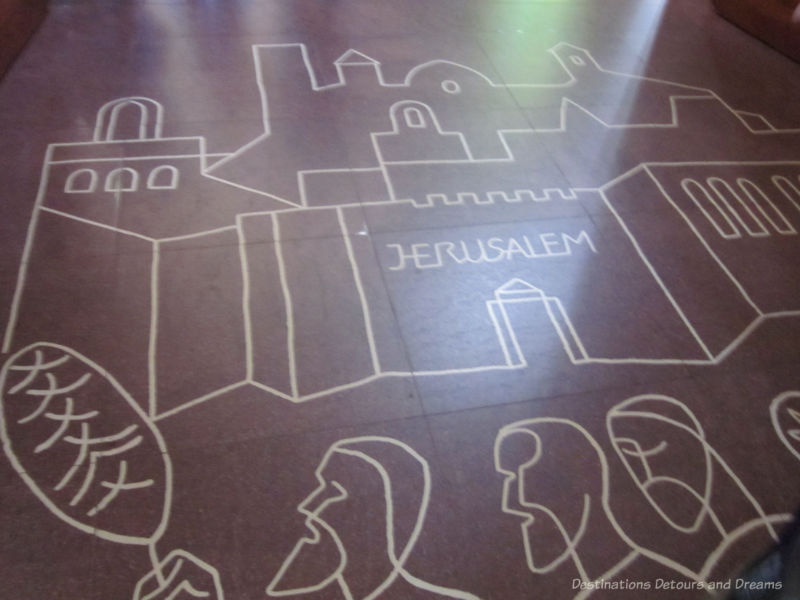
left=495, top=428, right=542, bottom=521
left=501, top=473, right=533, bottom=521
left=267, top=480, right=349, bottom=598
left=299, top=479, right=348, bottom=518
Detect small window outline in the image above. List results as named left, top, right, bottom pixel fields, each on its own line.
left=105, top=167, right=139, bottom=192
left=570, top=55, right=585, bottom=66
left=681, top=178, right=741, bottom=239
left=707, top=177, right=768, bottom=237
left=147, top=165, right=180, bottom=190
left=441, top=80, right=461, bottom=94
left=773, top=175, right=800, bottom=213
left=65, top=169, right=99, bottom=194
left=403, top=107, right=426, bottom=129
left=737, top=178, right=795, bottom=235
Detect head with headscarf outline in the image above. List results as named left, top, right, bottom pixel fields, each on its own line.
left=606, top=394, right=718, bottom=534
left=267, top=436, right=431, bottom=600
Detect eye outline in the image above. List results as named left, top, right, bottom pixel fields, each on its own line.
left=615, top=438, right=668, bottom=484
left=618, top=439, right=668, bottom=460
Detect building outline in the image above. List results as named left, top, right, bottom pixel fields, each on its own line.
left=2, top=42, right=799, bottom=419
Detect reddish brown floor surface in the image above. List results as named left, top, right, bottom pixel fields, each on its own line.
left=1, top=1, right=800, bottom=599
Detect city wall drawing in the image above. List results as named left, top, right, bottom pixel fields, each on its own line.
left=1, top=40, right=799, bottom=599
left=3, top=42, right=800, bottom=418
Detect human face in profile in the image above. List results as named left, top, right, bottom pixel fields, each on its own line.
left=267, top=457, right=350, bottom=597
left=495, top=424, right=593, bottom=573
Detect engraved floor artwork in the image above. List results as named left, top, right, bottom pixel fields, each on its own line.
left=1, top=1, right=799, bottom=599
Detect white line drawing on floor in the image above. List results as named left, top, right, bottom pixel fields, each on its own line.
left=267, top=436, right=481, bottom=600
left=94, top=97, right=165, bottom=142
left=770, top=391, right=800, bottom=463
left=488, top=279, right=588, bottom=367
left=606, top=394, right=792, bottom=583
left=134, top=549, right=224, bottom=600
left=206, top=42, right=715, bottom=204
left=2, top=43, right=799, bottom=416
left=601, top=163, right=800, bottom=362
left=204, top=41, right=800, bottom=208
left=0, top=342, right=224, bottom=599
left=65, top=168, right=99, bottom=194
left=495, top=407, right=796, bottom=596
left=494, top=418, right=650, bottom=597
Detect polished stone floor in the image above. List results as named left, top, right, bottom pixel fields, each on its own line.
left=1, top=1, right=799, bottom=599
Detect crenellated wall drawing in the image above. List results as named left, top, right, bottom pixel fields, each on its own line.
left=3, top=43, right=799, bottom=419
left=1, top=41, right=799, bottom=599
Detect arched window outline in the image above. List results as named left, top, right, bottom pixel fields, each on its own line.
left=389, top=101, right=445, bottom=134
left=706, top=177, right=768, bottom=237
left=105, top=167, right=139, bottom=192
left=773, top=175, right=800, bottom=213
left=147, top=165, right=179, bottom=190
left=737, top=178, right=795, bottom=235
left=403, top=107, right=426, bottom=128
left=64, top=169, right=98, bottom=194
left=441, top=80, right=461, bottom=94
left=94, top=97, right=164, bottom=142
left=681, top=178, right=740, bottom=239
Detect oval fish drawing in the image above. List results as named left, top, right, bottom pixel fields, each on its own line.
left=0, top=342, right=172, bottom=546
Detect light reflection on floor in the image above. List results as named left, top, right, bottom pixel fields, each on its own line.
left=0, top=1, right=799, bottom=599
